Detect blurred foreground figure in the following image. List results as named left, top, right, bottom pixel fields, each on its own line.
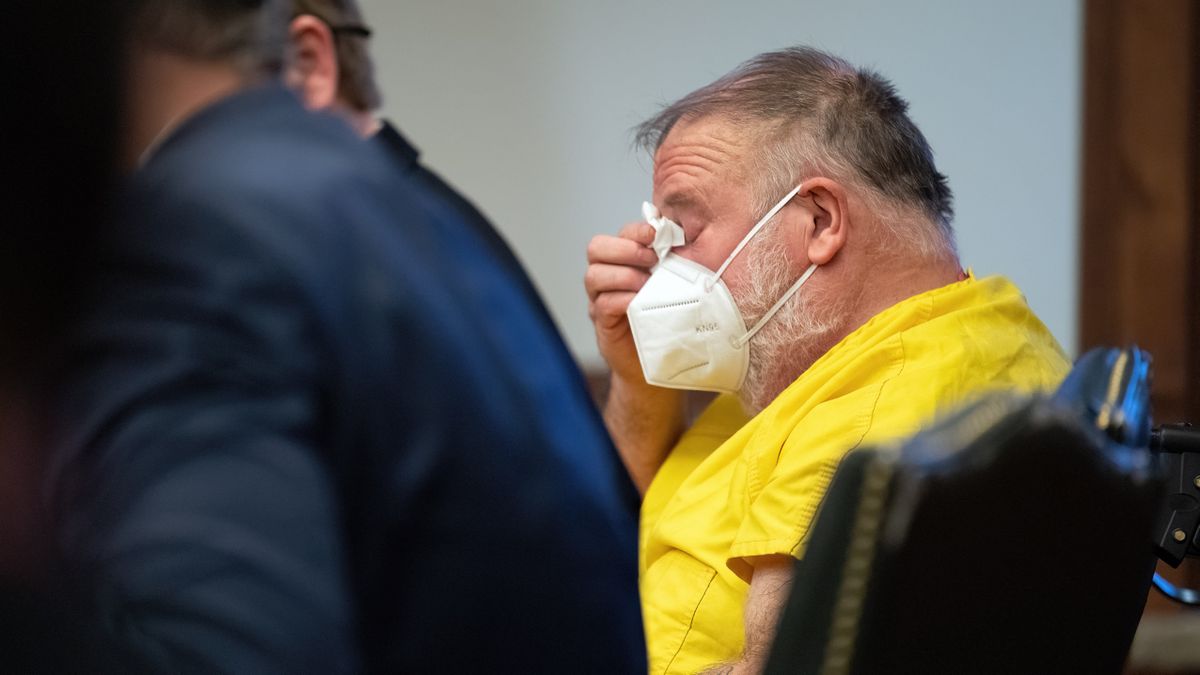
left=49, top=1, right=643, bottom=672
left=1, top=2, right=132, bottom=673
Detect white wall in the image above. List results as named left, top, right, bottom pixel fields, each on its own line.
left=360, top=0, right=1081, bottom=368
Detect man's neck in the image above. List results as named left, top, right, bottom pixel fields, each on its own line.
left=330, top=102, right=382, bottom=139
left=349, top=110, right=383, bottom=139
left=854, top=251, right=963, bottom=326
left=746, top=247, right=962, bottom=413
left=124, top=50, right=254, bottom=169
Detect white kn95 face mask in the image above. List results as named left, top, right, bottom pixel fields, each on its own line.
left=626, top=185, right=817, bottom=393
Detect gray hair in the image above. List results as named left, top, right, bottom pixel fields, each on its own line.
left=636, top=46, right=956, bottom=257
left=127, top=0, right=291, bottom=77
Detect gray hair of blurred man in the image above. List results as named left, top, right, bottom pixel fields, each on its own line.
left=290, top=0, right=383, bottom=111
left=126, top=0, right=291, bottom=77
left=635, top=46, right=957, bottom=258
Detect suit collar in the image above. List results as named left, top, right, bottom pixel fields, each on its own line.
left=374, top=120, right=421, bottom=171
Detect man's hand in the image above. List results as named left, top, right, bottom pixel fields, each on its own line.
left=585, top=221, right=686, bottom=493
left=585, top=221, right=658, bottom=382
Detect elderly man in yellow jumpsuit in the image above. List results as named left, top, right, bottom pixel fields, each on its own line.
left=584, top=46, right=1069, bottom=674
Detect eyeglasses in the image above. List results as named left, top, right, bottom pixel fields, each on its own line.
left=329, top=23, right=372, bottom=39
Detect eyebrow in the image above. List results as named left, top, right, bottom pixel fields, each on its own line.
left=661, top=190, right=699, bottom=214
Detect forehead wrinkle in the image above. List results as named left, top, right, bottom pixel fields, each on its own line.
left=652, top=132, right=747, bottom=194
left=652, top=151, right=744, bottom=196
left=652, top=157, right=718, bottom=194
left=655, top=137, right=740, bottom=169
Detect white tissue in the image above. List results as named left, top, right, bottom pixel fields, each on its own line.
left=641, top=201, right=686, bottom=261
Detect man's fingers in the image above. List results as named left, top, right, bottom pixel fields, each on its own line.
left=584, top=222, right=658, bottom=331
left=617, top=221, right=657, bottom=245
left=587, top=234, right=659, bottom=267
left=591, top=292, right=638, bottom=329
left=585, top=264, right=650, bottom=301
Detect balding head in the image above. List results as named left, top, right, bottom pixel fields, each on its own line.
left=638, top=46, right=955, bottom=258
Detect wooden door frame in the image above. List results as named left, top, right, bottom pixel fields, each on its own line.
left=1080, top=0, right=1199, bottom=621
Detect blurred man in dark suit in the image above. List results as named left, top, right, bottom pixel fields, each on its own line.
left=49, top=0, right=644, bottom=672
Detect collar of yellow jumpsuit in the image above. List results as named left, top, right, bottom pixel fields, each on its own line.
left=638, top=273, right=1070, bottom=674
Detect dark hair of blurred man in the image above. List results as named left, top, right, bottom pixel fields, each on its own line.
left=49, top=0, right=645, bottom=672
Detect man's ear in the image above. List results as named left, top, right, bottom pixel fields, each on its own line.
left=283, top=15, right=339, bottom=111
left=797, top=177, right=849, bottom=266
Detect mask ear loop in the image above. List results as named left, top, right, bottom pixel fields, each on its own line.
left=731, top=263, right=818, bottom=348
left=704, top=183, right=805, bottom=292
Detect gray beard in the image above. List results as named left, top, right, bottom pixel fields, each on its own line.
left=731, top=230, right=844, bottom=415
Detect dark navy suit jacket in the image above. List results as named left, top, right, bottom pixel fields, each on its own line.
left=50, top=86, right=644, bottom=674
left=373, top=122, right=544, bottom=315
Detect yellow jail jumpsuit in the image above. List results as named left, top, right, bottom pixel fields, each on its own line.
left=639, top=274, right=1071, bottom=674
